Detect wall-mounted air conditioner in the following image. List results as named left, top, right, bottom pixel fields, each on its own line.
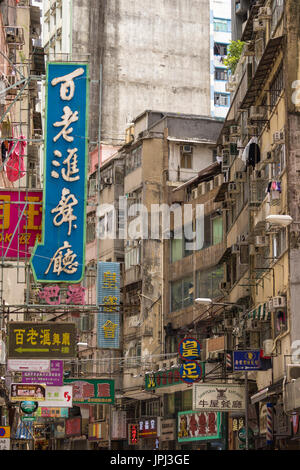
left=271, top=296, right=286, bottom=309
left=287, top=364, right=300, bottom=382
left=250, top=106, right=265, bottom=120
left=262, top=339, right=273, bottom=357
left=253, top=18, right=266, bottom=32
left=255, top=236, right=268, bottom=247
left=181, top=144, right=193, bottom=154
left=192, top=188, right=198, bottom=200
left=273, top=130, right=285, bottom=145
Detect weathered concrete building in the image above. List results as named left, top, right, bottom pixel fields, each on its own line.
left=42, top=0, right=213, bottom=150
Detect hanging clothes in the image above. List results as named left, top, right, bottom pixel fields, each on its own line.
left=1, top=140, right=9, bottom=165
left=6, top=134, right=26, bottom=182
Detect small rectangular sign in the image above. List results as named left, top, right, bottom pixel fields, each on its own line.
left=193, top=383, right=245, bottom=411
left=41, top=386, right=73, bottom=408
left=233, top=350, right=261, bottom=371
left=10, top=383, right=46, bottom=401
left=21, top=360, right=63, bottom=386
left=7, top=359, right=50, bottom=372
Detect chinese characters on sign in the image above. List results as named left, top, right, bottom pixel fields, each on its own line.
left=233, top=350, right=261, bottom=371
left=193, top=383, right=245, bottom=412
left=0, top=190, right=42, bottom=259
left=64, top=378, right=115, bottom=404
left=7, top=322, right=76, bottom=359
left=178, top=411, right=221, bottom=442
left=30, top=63, right=88, bottom=283
left=178, top=337, right=202, bottom=384
left=128, top=424, right=139, bottom=446
left=145, top=368, right=183, bottom=390
left=10, top=383, right=46, bottom=401
left=97, top=262, right=120, bottom=349
left=22, top=360, right=63, bottom=386
left=37, top=284, right=86, bottom=305
left=138, top=418, right=158, bottom=438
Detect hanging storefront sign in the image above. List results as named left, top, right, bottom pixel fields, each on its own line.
left=193, top=383, right=245, bottom=412
left=178, top=411, right=221, bottom=442
left=0, top=189, right=42, bottom=259
left=0, top=426, right=10, bottom=439
left=10, top=383, right=46, bottom=402
left=30, top=62, right=89, bottom=283
left=145, top=368, right=181, bottom=390
left=112, top=411, right=127, bottom=440
left=65, top=417, right=81, bottom=437
left=97, top=262, right=120, bottom=349
left=178, top=337, right=201, bottom=360
left=41, top=386, right=73, bottom=408
left=36, top=407, right=69, bottom=418
left=180, top=361, right=203, bottom=384
left=233, top=350, right=261, bottom=371
left=160, top=419, right=176, bottom=442
left=22, top=360, right=63, bottom=386
left=64, top=378, right=115, bottom=404
left=37, top=284, right=86, bottom=305
left=128, top=424, right=139, bottom=446
left=20, top=401, right=38, bottom=414
left=7, top=359, right=50, bottom=372
left=7, top=322, right=76, bottom=359
left=138, top=417, right=160, bottom=438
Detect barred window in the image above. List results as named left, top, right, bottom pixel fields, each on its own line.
left=270, top=63, right=283, bottom=108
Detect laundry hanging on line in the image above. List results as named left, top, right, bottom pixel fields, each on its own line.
left=5, top=135, right=26, bottom=182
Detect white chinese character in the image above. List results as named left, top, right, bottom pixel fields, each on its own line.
left=51, top=148, right=80, bottom=182
left=51, top=67, right=84, bottom=101
left=51, top=188, right=78, bottom=236
left=45, top=241, right=79, bottom=276
left=53, top=106, right=78, bottom=143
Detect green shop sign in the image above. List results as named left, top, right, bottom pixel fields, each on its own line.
left=64, top=378, right=115, bottom=404
left=145, top=364, right=205, bottom=390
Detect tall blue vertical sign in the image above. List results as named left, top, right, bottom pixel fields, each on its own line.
left=31, top=63, right=89, bottom=282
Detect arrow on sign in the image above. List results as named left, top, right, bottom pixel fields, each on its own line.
left=15, top=348, right=50, bottom=353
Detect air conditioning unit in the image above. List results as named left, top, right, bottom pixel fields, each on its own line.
left=181, top=145, right=193, bottom=154
left=103, top=177, right=112, bottom=185
left=235, top=171, right=246, bottom=182
left=250, top=106, right=265, bottom=119
left=197, top=182, right=206, bottom=196
left=243, top=41, right=255, bottom=56
left=80, top=315, right=93, bottom=332
left=285, top=378, right=300, bottom=411
left=253, top=18, right=266, bottom=32
left=258, top=7, right=272, bottom=18
left=230, top=125, right=241, bottom=136
left=272, top=296, right=286, bottom=309
left=287, top=364, right=300, bottom=382
left=255, top=236, right=268, bottom=246
left=273, top=130, right=285, bottom=145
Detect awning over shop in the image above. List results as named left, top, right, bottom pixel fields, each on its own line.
left=14, top=421, right=34, bottom=440
left=247, top=302, right=271, bottom=321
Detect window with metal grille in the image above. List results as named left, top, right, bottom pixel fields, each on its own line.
left=270, top=63, right=283, bottom=108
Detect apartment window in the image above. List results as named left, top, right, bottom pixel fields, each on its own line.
left=125, top=146, right=142, bottom=175
left=170, top=276, right=194, bottom=312
left=214, top=43, right=228, bottom=56
left=212, top=216, right=223, bottom=245
left=270, top=63, right=283, bottom=108
left=213, top=19, right=231, bottom=33
left=171, top=237, right=183, bottom=263
left=271, top=0, right=284, bottom=33
left=180, top=152, right=192, bottom=169
left=214, top=92, right=230, bottom=107
left=274, top=309, right=287, bottom=336
left=141, top=400, right=160, bottom=417
left=272, top=228, right=287, bottom=259
left=271, top=145, right=286, bottom=177
left=215, top=68, right=228, bottom=81
left=197, top=266, right=224, bottom=299
left=86, top=212, right=96, bottom=244
left=125, top=244, right=141, bottom=270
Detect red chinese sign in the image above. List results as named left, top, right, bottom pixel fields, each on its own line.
left=0, top=190, right=42, bottom=258
left=128, top=424, right=139, bottom=445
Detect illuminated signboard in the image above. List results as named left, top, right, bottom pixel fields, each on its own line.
left=0, top=190, right=42, bottom=259
left=31, top=62, right=89, bottom=283
left=178, top=337, right=201, bottom=360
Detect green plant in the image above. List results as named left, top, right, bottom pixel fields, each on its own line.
left=223, top=40, right=245, bottom=74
